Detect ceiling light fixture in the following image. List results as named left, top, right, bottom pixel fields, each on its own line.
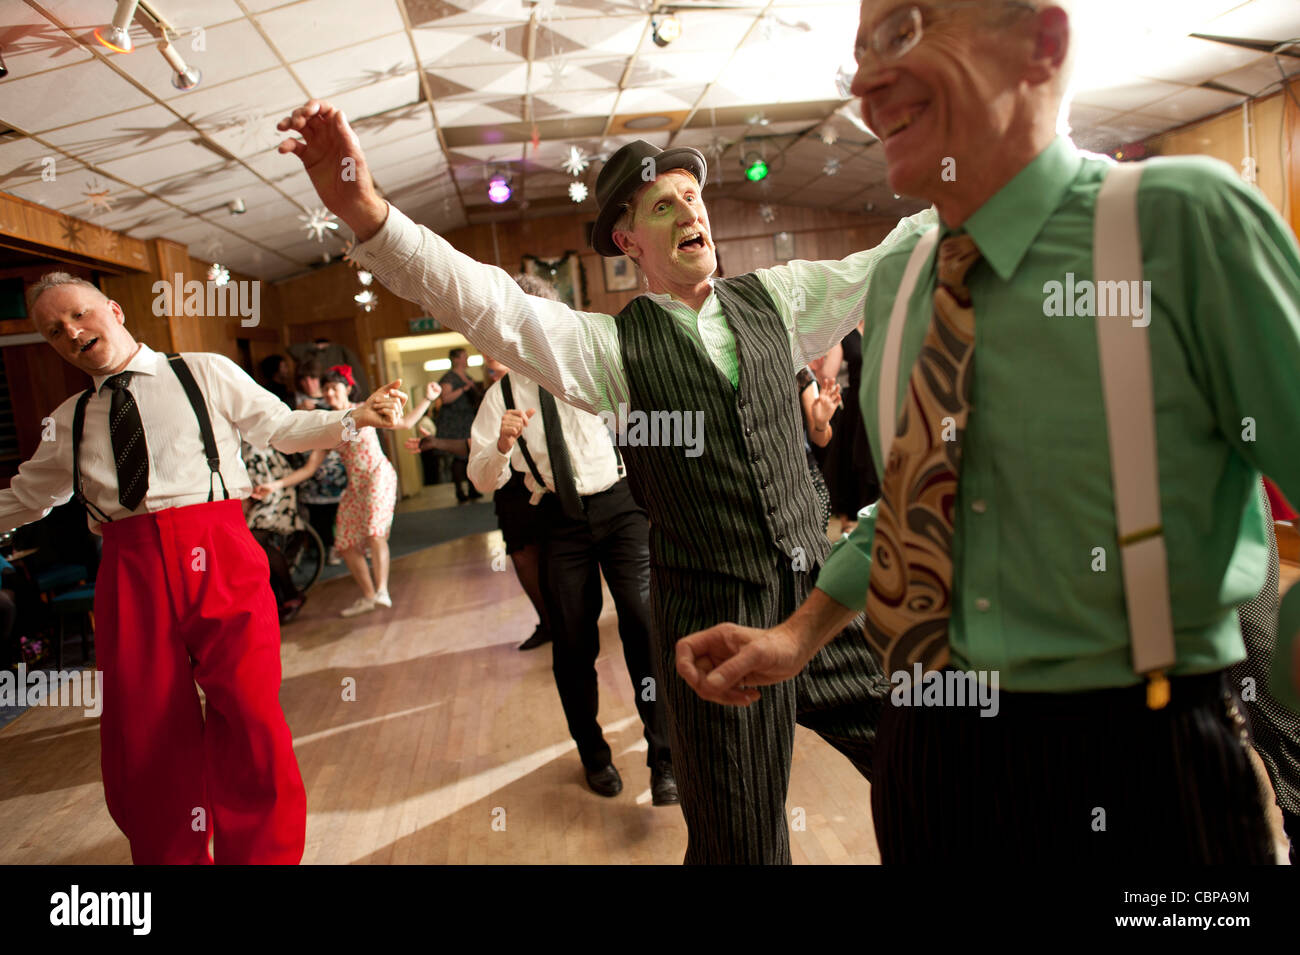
left=651, top=14, right=682, bottom=48
left=742, top=151, right=768, bottom=182
left=95, top=0, right=140, bottom=53
left=228, top=198, right=246, bottom=215
left=160, top=38, right=201, bottom=90
left=487, top=172, right=513, bottom=204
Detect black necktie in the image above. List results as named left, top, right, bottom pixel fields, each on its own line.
left=538, top=388, right=585, bottom=521
left=103, top=372, right=149, bottom=511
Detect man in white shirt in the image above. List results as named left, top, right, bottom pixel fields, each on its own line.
left=278, top=100, right=918, bottom=863
left=467, top=275, right=673, bottom=804
left=0, top=273, right=405, bottom=864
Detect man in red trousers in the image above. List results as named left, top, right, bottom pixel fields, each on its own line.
left=0, top=272, right=406, bottom=864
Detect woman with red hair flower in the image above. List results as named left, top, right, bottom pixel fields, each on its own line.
left=260, top=367, right=439, bottom=616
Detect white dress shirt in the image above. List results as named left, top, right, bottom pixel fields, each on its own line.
left=467, top=373, right=621, bottom=501
left=0, top=343, right=351, bottom=531
left=352, top=204, right=938, bottom=416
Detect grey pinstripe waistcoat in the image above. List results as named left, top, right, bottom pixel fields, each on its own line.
left=614, top=273, right=831, bottom=585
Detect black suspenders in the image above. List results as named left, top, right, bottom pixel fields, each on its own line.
left=165, top=353, right=230, bottom=504
left=498, top=374, right=625, bottom=485
left=499, top=374, right=549, bottom=491
left=71, top=353, right=230, bottom=522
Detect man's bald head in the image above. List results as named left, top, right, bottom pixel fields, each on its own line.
left=852, top=1, right=1076, bottom=224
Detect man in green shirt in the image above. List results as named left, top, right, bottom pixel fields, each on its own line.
left=678, top=0, right=1298, bottom=862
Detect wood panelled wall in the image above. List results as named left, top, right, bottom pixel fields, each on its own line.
left=1148, top=78, right=1297, bottom=225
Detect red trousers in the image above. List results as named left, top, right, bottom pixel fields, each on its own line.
left=96, top=499, right=306, bottom=864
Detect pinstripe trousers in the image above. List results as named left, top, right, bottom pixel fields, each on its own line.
left=652, top=560, right=889, bottom=865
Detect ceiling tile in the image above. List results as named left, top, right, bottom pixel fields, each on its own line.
left=0, top=59, right=153, bottom=134
left=1138, top=85, right=1248, bottom=122
left=293, top=34, right=418, bottom=99
left=254, top=0, right=407, bottom=62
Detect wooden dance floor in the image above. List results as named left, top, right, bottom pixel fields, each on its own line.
left=0, top=505, right=1290, bottom=864
left=0, top=511, right=875, bottom=864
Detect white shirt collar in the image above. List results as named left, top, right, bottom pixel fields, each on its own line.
left=644, top=276, right=716, bottom=311
left=93, top=341, right=160, bottom=392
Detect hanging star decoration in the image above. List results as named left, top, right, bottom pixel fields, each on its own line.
left=341, top=238, right=359, bottom=267
left=758, top=204, right=775, bottom=224
left=823, top=157, right=841, bottom=177
left=60, top=215, right=84, bottom=250
left=568, top=181, right=589, bottom=203
left=547, top=57, right=571, bottom=89
left=355, top=289, right=377, bottom=312
left=208, top=263, right=230, bottom=286
left=300, top=207, right=339, bottom=242
left=82, top=179, right=115, bottom=217
left=561, top=146, right=589, bottom=177
left=357, top=270, right=374, bottom=286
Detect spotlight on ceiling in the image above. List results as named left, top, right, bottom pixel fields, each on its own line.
left=228, top=198, right=246, bottom=215
left=651, top=14, right=682, bottom=48
left=742, top=151, right=769, bottom=182
left=160, top=39, right=201, bottom=90
left=487, top=172, right=513, bottom=204
left=94, top=0, right=140, bottom=53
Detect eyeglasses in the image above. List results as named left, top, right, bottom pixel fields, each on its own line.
left=856, top=2, right=1038, bottom=65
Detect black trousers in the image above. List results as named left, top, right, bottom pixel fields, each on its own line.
left=872, top=670, right=1276, bottom=863
left=543, top=480, right=671, bottom=772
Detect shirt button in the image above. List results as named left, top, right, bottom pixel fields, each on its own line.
left=751, top=454, right=761, bottom=464
left=971, top=499, right=987, bottom=514
left=745, top=428, right=753, bottom=437
left=974, top=597, right=991, bottom=612
left=761, top=480, right=770, bottom=489
left=767, top=505, right=777, bottom=516
left=737, top=398, right=747, bottom=409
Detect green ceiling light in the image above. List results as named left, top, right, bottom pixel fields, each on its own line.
left=743, top=152, right=768, bottom=182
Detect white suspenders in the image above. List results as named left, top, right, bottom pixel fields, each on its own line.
left=877, top=162, right=1176, bottom=705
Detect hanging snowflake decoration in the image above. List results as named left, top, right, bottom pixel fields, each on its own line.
left=547, top=57, right=572, bottom=89
left=568, top=181, right=589, bottom=203
left=561, top=146, right=589, bottom=177
left=357, top=270, right=374, bottom=286
left=207, top=263, right=230, bottom=286
left=823, top=157, right=841, bottom=177
left=819, top=124, right=838, bottom=146
left=746, top=111, right=770, bottom=128
left=355, top=289, right=377, bottom=312
left=758, top=204, right=775, bottom=224
left=82, top=179, right=115, bottom=217
left=300, top=207, right=339, bottom=242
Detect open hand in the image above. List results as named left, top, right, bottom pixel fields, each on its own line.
left=276, top=99, right=388, bottom=241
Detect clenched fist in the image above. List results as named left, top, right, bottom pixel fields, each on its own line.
left=498, top=408, right=536, bottom=454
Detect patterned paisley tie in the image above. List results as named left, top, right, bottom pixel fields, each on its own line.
left=864, top=233, right=982, bottom=674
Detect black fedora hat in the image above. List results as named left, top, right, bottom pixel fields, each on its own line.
left=590, top=140, right=708, bottom=258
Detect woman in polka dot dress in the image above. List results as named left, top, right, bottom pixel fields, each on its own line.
left=268, top=368, right=438, bottom=617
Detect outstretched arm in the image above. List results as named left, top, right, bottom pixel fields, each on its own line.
left=395, top=382, right=440, bottom=431
left=277, top=100, right=622, bottom=416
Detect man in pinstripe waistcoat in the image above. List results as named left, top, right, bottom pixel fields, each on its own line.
left=280, top=99, right=933, bottom=863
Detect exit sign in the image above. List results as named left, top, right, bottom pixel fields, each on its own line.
left=408, top=317, right=441, bottom=333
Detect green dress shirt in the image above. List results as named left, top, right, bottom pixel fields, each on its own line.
left=815, top=135, right=1300, bottom=693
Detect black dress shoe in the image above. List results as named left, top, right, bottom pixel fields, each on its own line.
left=517, top=626, right=551, bottom=651
left=650, top=763, right=678, bottom=806
left=585, top=764, right=623, bottom=798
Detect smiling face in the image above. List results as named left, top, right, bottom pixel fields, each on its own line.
left=322, top=381, right=351, bottom=410
left=30, top=282, right=137, bottom=377
left=852, top=1, right=1060, bottom=206
left=612, top=169, right=715, bottom=294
